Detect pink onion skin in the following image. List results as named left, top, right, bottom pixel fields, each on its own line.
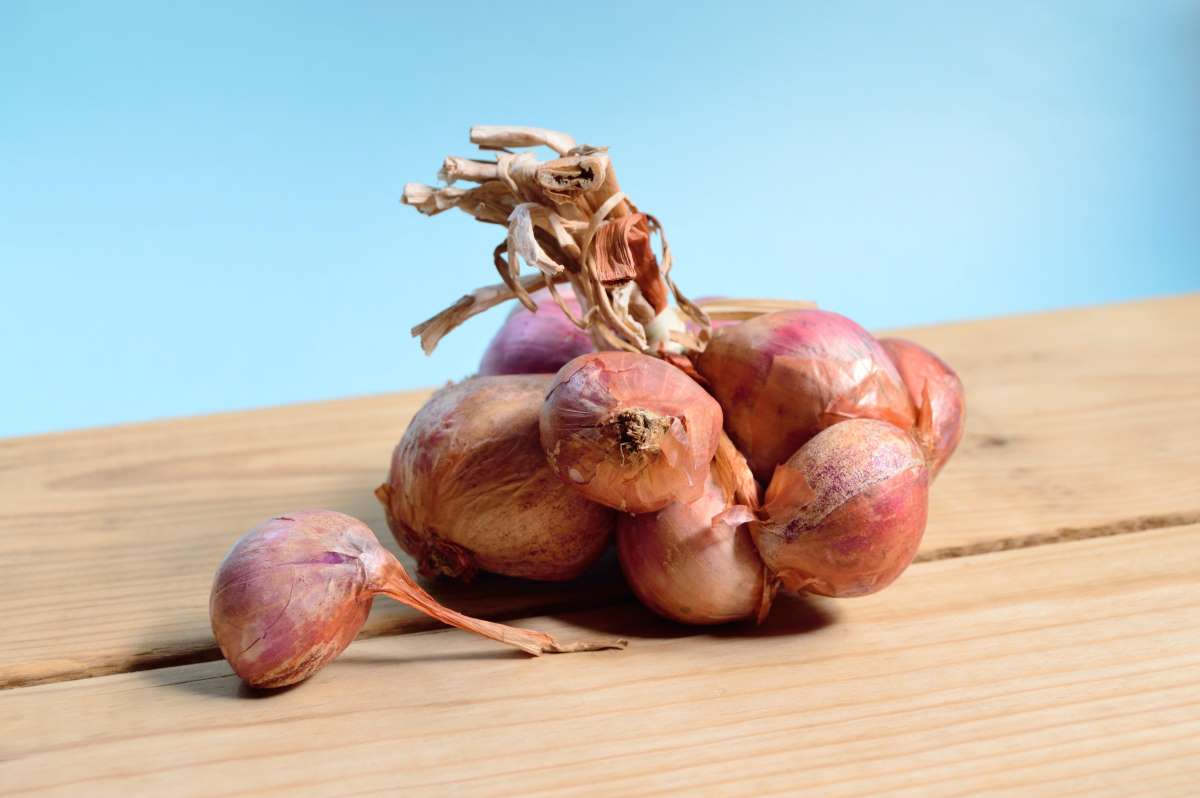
left=696, top=309, right=916, bottom=482
left=618, top=475, right=766, bottom=625
left=479, top=287, right=594, bottom=376
left=541, top=352, right=723, bottom=513
left=378, top=375, right=615, bottom=582
left=879, top=337, right=965, bottom=477
left=753, top=419, right=928, bottom=598
left=210, top=510, right=388, bottom=689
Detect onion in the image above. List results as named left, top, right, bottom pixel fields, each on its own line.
left=479, top=286, right=594, bottom=376
left=210, top=510, right=625, bottom=687
left=696, top=309, right=916, bottom=482
left=617, top=435, right=772, bottom=625
left=879, top=337, right=965, bottom=477
left=540, top=351, right=723, bottom=513
left=377, top=375, right=615, bottom=582
left=753, top=419, right=928, bottom=598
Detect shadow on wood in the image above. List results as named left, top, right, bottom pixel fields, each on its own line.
left=547, top=590, right=839, bottom=642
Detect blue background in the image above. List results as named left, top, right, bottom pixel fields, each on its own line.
left=3, top=1, right=1198, bottom=437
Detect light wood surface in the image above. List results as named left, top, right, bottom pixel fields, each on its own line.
left=2, top=526, right=1197, bottom=796
left=0, top=295, right=1197, bottom=796
left=1, top=295, right=1196, bottom=689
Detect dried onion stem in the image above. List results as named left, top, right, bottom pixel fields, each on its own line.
left=402, top=125, right=706, bottom=356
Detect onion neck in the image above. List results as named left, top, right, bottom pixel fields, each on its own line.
left=372, top=556, right=627, bottom=655
left=608, top=407, right=672, bottom=462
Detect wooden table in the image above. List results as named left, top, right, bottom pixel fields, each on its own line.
left=2, top=295, right=1198, bottom=796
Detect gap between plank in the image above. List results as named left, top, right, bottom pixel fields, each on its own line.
left=4, top=509, right=1197, bottom=691
left=913, top=511, right=1200, bottom=562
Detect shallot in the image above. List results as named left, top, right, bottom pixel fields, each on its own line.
left=377, top=375, right=615, bottom=582
left=617, top=436, right=772, bottom=625
left=696, top=309, right=915, bottom=482
left=540, top=351, right=723, bottom=513
left=753, top=419, right=928, bottom=597
left=210, top=510, right=624, bottom=688
left=880, top=337, right=965, bottom=477
left=479, top=286, right=594, bottom=376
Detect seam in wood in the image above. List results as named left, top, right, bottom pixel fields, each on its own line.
left=913, top=511, right=1200, bottom=563
left=0, top=593, right=629, bottom=691
left=3, top=510, right=1197, bottom=691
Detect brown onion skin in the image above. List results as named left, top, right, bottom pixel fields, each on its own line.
left=210, top=510, right=387, bottom=688
left=540, top=352, right=723, bottom=513
left=378, top=375, right=615, bottom=582
left=753, top=419, right=928, bottom=598
left=618, top=475, right=766, bottom=625
left=479, top=287, right=594, bottom=376
left=879, top=337, right=965, bottom=477
left=696, top=309, right=915, bottom=482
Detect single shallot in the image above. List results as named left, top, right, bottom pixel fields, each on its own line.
left=617, top=436, right=773, bottom=625
left=377, top=375, right=615, bottom=582
left=540, top=351, right=723, bottom=513
left=879, top=337, right=966, bottom=477
left=479, top=286, right=594, bottom=376
left=210, top=510, right=624, bottom=688
left=753, top=419, right=928, bottom=598
left=696, top=309, right=915, bottom=482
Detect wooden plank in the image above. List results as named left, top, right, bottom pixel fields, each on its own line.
left=2, top=526, right=1196, bottom=797
left=0, top=392, right=627, bottom=688
left=1, top=294, right=1197, bottom=688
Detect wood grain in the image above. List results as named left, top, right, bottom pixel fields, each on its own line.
left=1, top=294, right=1197, bottom=688
left=2, top=526, right=1196, bottom=797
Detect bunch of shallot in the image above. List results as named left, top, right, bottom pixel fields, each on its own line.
left=209, top=125, right=965, bottom=689
left=372, top=310, right=962, bottom=626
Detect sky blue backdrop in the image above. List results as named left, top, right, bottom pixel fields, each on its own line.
left=3, top=1, right=1198, bottom=437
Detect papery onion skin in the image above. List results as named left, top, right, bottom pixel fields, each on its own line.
left=378, top=375, right=615, bottom=581
left=479, top=287, right=593, bottom=376
left=540, top=352, right=723, bottom=513
left=690, top=296, right=741, bottom=334
left=753, top=419, right=928, bottom=598
left=618, top=477, right=766, bottom=625
left=210, top=510, right=389, bottom=688
left=696, top=309, right=915, bottom=482
left=879, top=337, right=965, bottom=477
